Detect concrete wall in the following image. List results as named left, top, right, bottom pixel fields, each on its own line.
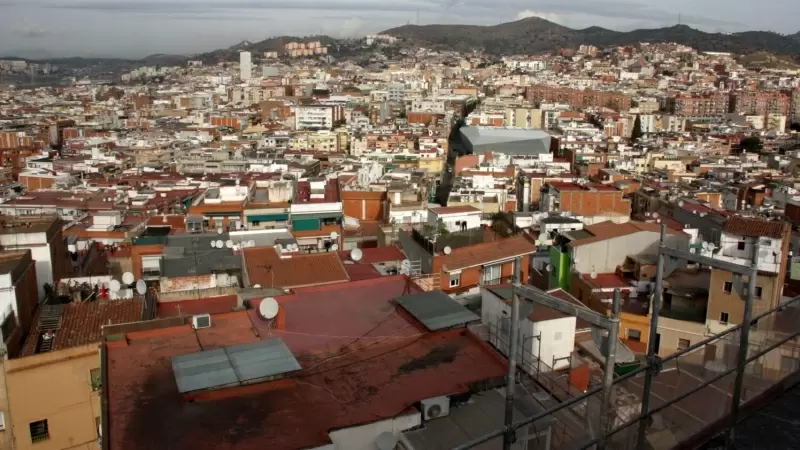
left=324, top=411, right=421, bottom=450
left=5, top=344, right=101, bottom=450
left=573, top=231, right=688, bottom=274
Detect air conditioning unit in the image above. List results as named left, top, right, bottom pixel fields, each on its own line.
left=192, top=314, right=212, bottom=329
left=421, top=396, right=450, bottom=420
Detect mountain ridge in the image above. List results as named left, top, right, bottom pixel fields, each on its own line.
left=380, top=17, right=800, bottom=55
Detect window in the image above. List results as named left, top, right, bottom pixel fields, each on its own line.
left=750, top=319, right=759, bottom=330
left=781, top=356, right=799, bottom=374
left=720, top=312, right=729, bottom=324
left=0, top=314, right=16, bottom=341
left=678, top=338, right=690, bottom=350
left=737, top=240, right=746, bottom=251
left=95, top=417, right=101, bottom=438
left=628, top=329, right=642, bottom=342
left=755, top=287, right=763, bottom=299
left=449, top=273, right=460, bottom=288
left=724, top=282, right=733, bottom=294
left=90, top=368, right=101, bottom=391
left=29, top=419, right=49, bottom=442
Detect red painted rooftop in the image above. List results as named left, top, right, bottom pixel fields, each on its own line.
left=106, top=278, right=507, bottom=450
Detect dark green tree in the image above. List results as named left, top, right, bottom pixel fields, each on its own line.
left=631, top=114, right=644, bottom=142
left=739, top=136, right=763, bottom=153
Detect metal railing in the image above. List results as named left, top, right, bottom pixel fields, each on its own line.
left=453, top=224, right=800, bottom=450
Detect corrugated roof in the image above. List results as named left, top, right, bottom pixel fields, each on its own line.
left=723, top=216, right=789, bottom=239
left=568, top=221, right=685, bottom=248
left=395, top=291, right=479, bottom=330
left=171, top=338, right=300, bottom=394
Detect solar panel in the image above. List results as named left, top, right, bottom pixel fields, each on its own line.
left=396, top=291, right=480, bottom=331
left=171, top=338, right=301, bottom=394
left=227, top=339, right=302, bottom=383
left=172, top=348, right=238, bottom=394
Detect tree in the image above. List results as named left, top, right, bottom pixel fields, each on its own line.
left=631, top=114, right=644, bottom=142
left=739, top=136, right=763, bottom=153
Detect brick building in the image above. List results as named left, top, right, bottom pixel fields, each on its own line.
left=540, top=182, right=631, bottom=217
left=525, top=85, right=632, bottom=112
left=665, top=93, right=729, bottom=119
left=730, top=91, right=791, bottom=117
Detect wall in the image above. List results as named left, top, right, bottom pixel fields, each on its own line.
left=436, top=258, right=529, bottom=293
left=706, top=269, right=780, bottom=334
left=5, top=345, right=101, bottom=450
left=324, top=411, right=421, bottom=450
left=159, top=274, right=218, bottom=293
left=341, top=191, right=387, bottom=222
left=656, top=316, right=707, bottom=356
left=573, top=231, right=688, bottom=274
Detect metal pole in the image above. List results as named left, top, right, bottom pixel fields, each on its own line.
left=637, top=223, right=666, bottom=449
left=598, top=288, right=621, bottom=450
left=727, top=242, right=759, bottom=445
left=504, top=256, right=523, bottom=450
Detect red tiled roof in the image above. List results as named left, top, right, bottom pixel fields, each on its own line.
left=723, top=216, right=789, bottom=239
left=157, top=295, right=239, bottom=318
left=440, top=236, right=537, bottom=271
left=20, top=299, right=143, bottom=357
left=244, top=247, right=349, bottom=289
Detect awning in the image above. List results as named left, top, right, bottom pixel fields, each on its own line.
left=291, top=212, right=341, bottom=221
left=247, top=214, right=288, bottom=222
left=292, top=218, right=320, bottom=231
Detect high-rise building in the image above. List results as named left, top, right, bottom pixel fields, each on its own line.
left=239, top=51, right=252, bottom=81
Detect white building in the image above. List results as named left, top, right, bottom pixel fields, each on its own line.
left=427, top=206, right=482, bottom=233
left=481, top=286, right=579, bottom=371
left=239, top=51, right=252, bottom=81
left=295, top=105, right=341, bottom=130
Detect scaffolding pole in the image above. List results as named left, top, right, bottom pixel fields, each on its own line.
left=503, top=256, right=523, bottom=450
left=637, top=224, right=666, bottom=449
left=727, top=242, right=760, bottom=445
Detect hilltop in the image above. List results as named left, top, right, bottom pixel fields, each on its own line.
left=380, top=18, right=800, bottom=55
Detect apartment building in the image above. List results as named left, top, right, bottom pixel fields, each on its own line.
left=294, top=104, right=344, bottom=130
left=539, top=182, right=631, bottom=218
left=665, top=93, right=729, bottom=120
left=525, top=85, right=632, bottom=112
left=730, top=91, right=791, bottom=117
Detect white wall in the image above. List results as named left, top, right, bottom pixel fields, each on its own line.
left=718, top=232, right=781, bottom=273
left=429, top=211, right=481, bottom=232
left=319, top=411, right=421, bottom=450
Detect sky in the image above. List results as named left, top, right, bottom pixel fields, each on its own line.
left=0, top=0, right=797, bottom=59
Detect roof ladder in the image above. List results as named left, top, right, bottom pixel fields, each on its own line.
left=35, top=304, right=66, bottom=354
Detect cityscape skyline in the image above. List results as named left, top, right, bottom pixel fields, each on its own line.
left=0, top=0, right=798, bottom=58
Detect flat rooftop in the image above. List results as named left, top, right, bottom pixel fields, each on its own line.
left=106, top=278, right=507, bottom=450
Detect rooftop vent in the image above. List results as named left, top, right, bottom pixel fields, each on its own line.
left=192, top=314, right=211, bottom=329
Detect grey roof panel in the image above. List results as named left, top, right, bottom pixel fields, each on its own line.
left=395, top=291, right=480, bottom=331
left=227, top=338, right=302, bottom=382
left=172, top=348, right=238, bottom=393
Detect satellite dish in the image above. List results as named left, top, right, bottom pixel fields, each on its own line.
left=590, top=266, right=598, bottom=279
left=248, top=240, right=256, bottom=247
left=702, top=241, right=709, bottom=250
left=652, top=212, right=660, bottom=219
left=253, top=284, right=262, bottom=288
left=275, top=243, right=282, bottom=252
left=351, top=248, right=363, bottom=261
left=122, top=272, right=135, bottom=285
left=109, top=279, right=121, bottom=292
left=545, top=263, right=553, bottom=272
left=331, top=244, right=339, bottom=251
left=136, top=280, right=147, bottom=295
left=215, top=240, right=224, bottom=248
left=443, top=246, right=452, bottom=255
left=210, top=240, right=217, bottom=248
left=330, top=231, right=338, bottom=240
left=225, top=240, right=233, bottom=248
left=259, top=297, right=279, bottom=319
left=216, top=227, right=223, bottom=235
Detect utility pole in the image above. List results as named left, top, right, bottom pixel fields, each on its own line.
left=503, top=256, right=523, bottom=450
